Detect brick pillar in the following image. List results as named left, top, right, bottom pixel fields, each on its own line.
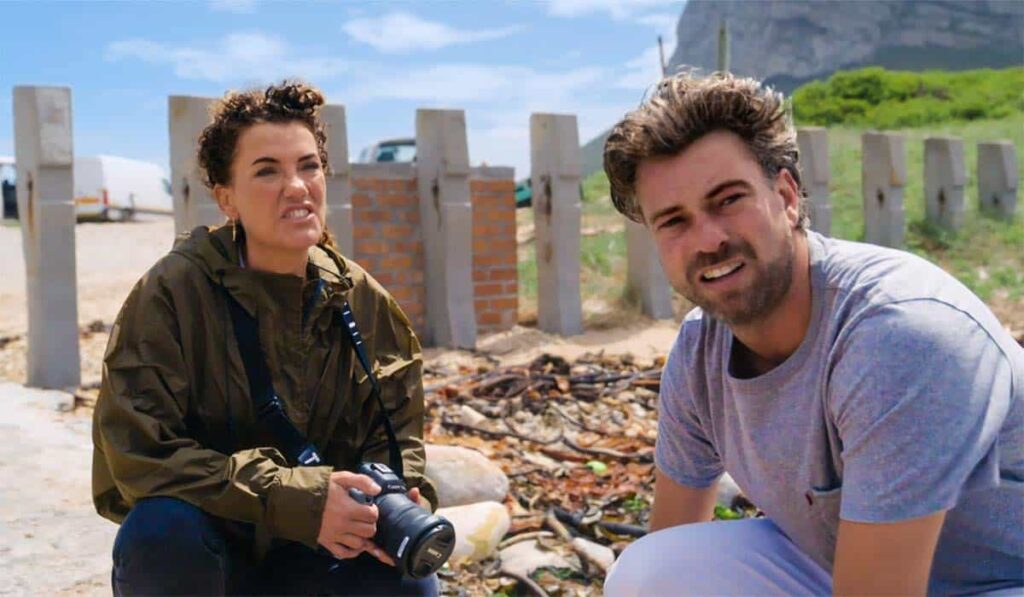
left=13, top=86, right=80, bottom=389
left=471, top=169, right=518, bottom=334
left=322, top=104, right=354, bottom=257
left=924, top=137, right=966, bottom=231
left=797, top=127, right=831, bottom=235
left=530, top=113, right=583, bottom=336
left=861, top=132, right=906, bottom=248
left=415, top=109, right=477, bottom=348
left=169, top=95, right=220, bottom=237
left=978, top=141, right=1019, bottom=219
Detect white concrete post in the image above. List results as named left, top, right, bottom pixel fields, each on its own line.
left=13, top=86, right=81, bottom=389
left=322, top=104, right=354, bottom=257
left=626, top=220, right=673, bottom=319
left=797, top=127, right=831, bottom=235
left=169, top=96, right=220, bottom=237
left=415, top=109, right=477, bottom=348
left=977, top=141, right=1019, bottom=218
left=924, top=137, right=966, bottom=230
left=861, top=132, right=906, bottom=248
left=530, top=113, right=583, bottom=336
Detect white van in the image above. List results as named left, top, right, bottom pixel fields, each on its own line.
left=74, top=155, right=173, bottom=221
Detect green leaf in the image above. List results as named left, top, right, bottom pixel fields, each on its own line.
left=586, top=460, right=608, bottom=475
left=714, top=505, right=743, bottom=520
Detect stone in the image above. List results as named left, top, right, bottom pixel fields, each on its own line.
left=499, top=539, right=576, bottom=578
left=415, top=109, right=477, bottom=349
left=168, top=96, right=218, bottom=235
left=530, top=113, right=583, bottom=336
left=571, top=537, right=615, bottom=572
left=717, top=472, right=742, bottom=507
left=977, top=141, right=1019, bottom=218
left=797, top=127, right=831, bottom=235
left=626, top=220, right=673, bottom=319
left=436, top=501, right=510, bottom=563
left=425, top=444, right=510, bottom=507
left=924, top=137, right=966, bottom=230
left=13, top=86, right=81, bottom=390
left=861, top=132, right=906, bottom=248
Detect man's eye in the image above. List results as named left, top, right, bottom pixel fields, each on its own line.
left=658, top=216, right=683, bottom=230
left=721, top=193, right=743, bottom=207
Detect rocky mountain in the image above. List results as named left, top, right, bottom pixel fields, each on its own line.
left=669, top=0, right=1024, bottom=94
left=582, top=0, right=1023, bottom=178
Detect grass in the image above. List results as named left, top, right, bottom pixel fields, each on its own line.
left=516, top=113, right=1023, bottom=328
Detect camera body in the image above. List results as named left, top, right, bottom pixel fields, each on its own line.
left=348, top=462, right=456, bottom=579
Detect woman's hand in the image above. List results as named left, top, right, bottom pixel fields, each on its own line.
left=317, top=471, right=389, bottom=562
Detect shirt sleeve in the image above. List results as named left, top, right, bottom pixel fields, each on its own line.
left=655, top=329, right=724, bottom=488
left=828, top=299, right=1014, bottom=523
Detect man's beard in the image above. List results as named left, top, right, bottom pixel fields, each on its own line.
left=680, top=234, right=795, bottom=327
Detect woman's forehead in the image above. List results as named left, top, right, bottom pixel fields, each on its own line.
left=235, top=121, right=317, bottom=157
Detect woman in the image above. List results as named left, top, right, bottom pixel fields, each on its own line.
left=91, top=81, right=438, bottom=595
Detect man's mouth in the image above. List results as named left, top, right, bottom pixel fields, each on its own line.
left=699, top=260, right=744, bottom=282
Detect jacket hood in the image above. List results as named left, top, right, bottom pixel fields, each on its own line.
left=170, top=225, right=354, bottom=318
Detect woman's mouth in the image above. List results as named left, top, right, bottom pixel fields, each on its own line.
left=282, top=206, right=313, bottom=221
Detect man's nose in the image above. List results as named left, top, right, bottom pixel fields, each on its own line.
left=691, top=215, right=730, bottom=255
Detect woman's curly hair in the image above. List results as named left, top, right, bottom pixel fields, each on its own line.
left=603, top=71, right=807, bottom=227
left=197, top=80, right=340, bottom=250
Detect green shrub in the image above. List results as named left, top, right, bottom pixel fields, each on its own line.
left=793, top=67, right=1024, bottom=128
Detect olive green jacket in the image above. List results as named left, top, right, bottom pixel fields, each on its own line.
left=92, top=225, right=436, bottom=549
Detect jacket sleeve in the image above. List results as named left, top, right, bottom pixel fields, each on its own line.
left=92, top=270, right=332, bottom=548
left=357, top=294, right=439, bottom=511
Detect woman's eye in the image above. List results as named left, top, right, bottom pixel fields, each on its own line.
left=255, top=167, right=276, bottom=177
left=302, top=162, right=322, bottom=171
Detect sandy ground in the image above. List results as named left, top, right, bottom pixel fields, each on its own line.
left=0, top=216, right=681, bottom=593
left=0, top=217, right=1019, bottom=594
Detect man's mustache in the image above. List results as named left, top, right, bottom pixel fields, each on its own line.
left=687, top=239, right=756, bottom=281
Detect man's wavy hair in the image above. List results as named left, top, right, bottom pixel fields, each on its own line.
left=197, top=80, right=339, bottom=249
left=603, top=71, right=808, bottom=228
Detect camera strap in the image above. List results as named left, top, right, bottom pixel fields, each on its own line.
left=223, top=289, right=404, bottom=478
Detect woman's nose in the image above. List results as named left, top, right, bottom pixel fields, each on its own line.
left=282, top=170, right=307, bottom=198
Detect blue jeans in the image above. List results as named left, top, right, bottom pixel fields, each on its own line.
left=112, top=497, right=439, bottom=596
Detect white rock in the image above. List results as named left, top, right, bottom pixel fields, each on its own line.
left=457, top=404, right=488, bottom=427
left=499, top=539, right=576, bottom=578
left=425, top=444, right=509, bottom=507
left=571, top=537, right=615, bottom=571
left=717, top=472, right=742, bottom=507
left=437, top=501, right=511, bottom=564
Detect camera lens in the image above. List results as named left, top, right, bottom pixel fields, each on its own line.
left=375, top=493, right=456, bottom=579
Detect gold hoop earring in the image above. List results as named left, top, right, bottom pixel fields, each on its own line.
left=231, top=218, right=237, bottom=242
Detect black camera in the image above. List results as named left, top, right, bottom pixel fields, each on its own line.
left=347, top=462, right=456, bottom=579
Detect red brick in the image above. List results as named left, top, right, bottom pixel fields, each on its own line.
left=357, top=240, right=388, bottom=255
left=382, top=224, right=414, bottom=239
left=393, top=240, right=422, bottom=254
left=472, top=269, right=489, bottom=282
left=489, top=268, right=517, bottom=281
left=353, top=226, right=375, bottom=240
left=361, top=210, right=394, bottom=223
left=476, top=283, right=502, bottom=296
left=490, top=297, right=517, bottom=310
left=378, top=194, right=417, bottom=208
left=381, top=255, right=414, bottom=270
left=479, top=311, right=502, bottom=325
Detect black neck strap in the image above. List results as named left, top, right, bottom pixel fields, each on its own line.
left=224, top=289, right=404, bottom=477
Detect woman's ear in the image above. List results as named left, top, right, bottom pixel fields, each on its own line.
left=214, top=184, right=239, bottom=221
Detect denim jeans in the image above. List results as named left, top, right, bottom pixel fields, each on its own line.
left=111, top=497, right=438, bottom=596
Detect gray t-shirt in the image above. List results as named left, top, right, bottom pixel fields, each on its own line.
left=656, top=231, right=1024, bottom=594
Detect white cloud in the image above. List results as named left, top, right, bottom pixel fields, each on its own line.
left=547, top=0, right=679, bottom=20
left=617, top=45, right=664, bottom=90
left=343, top=11, right=521, bottom=54
left=343, top=63, right=606, bottom=105
left=209, top=0, right=257, bottom=14
left=105, top=32, right=346, bottom=83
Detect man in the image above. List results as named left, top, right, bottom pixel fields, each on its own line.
left=601, top=72, right=1023, bottom=595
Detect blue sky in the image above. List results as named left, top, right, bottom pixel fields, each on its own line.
left=0, top=0, right=685, bottom=178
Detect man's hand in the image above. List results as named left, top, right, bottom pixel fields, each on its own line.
left=832, top=510, right=946, bottom=596
left=317, top=471, right=390, bottom=564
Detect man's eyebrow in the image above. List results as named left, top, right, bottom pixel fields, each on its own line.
left=703, top=179, right=753, bottom=200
